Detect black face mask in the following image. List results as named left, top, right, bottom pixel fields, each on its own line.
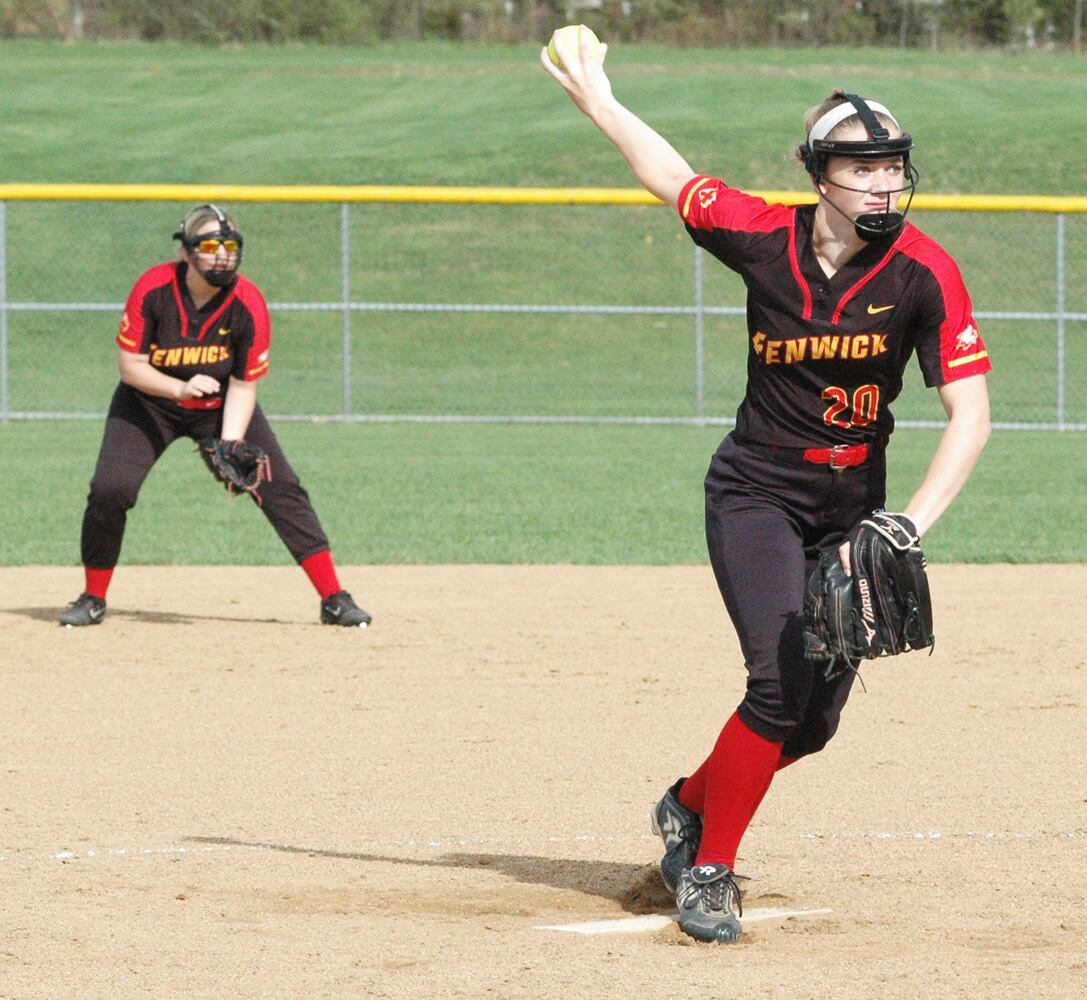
left=194, top=264, right=237, bottom=288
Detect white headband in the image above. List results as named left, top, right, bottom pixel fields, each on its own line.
left=808, top=99, right=899, bottom=143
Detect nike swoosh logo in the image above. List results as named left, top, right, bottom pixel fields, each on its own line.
left=867, top=304, right=895, bottom=315
left=327, top=606, right=342, bottom=617
left=88, top=607, right=104, bottom=621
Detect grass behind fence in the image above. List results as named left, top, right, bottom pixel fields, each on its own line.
left=5, top=202, right=1085, bottom=425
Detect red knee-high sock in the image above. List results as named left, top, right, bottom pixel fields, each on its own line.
left=692, top=712, right=783, bottom=869
left=300, top=550, right=341, bottom=600
left=84, top=567, right=114, bottom=600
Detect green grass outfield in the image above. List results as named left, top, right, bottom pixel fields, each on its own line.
left=3, top=40, right=1086, bottom=191
left=2, top=40, right=1085, bottom=565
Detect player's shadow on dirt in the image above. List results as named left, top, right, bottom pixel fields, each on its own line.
left=17, top=606, right=295, bottom=626
left=189, top=836, right=673, bottom=914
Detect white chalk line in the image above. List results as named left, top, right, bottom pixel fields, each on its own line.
left=10, top=843, right=265, bottom=864
left=538, top=907, right=835, bottom=936
left=0, top=828, right=1081, bottom=865
left=800, top=830, right=1086, bottom=841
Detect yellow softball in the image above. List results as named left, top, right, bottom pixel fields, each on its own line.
left=546, top=24, right=601, bottom=68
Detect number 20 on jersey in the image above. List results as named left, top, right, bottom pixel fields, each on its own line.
left=822, top=384, right=880, bottom=428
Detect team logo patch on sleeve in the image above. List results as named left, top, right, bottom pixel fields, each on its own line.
left=955, top=323, right=979, bottom=351
left=117, top=310, right=137, bottom=348
left=948, top=322, right=988, bottom=368
left=681, top=177, right=717, bottom=219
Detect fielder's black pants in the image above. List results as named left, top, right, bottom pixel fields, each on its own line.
left=704, top=433, right=887, bottom=759
left=79, top=382, right=329, bottom=569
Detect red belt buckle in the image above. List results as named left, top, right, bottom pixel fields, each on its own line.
left=829, top=444, right=866, bottom=471
left=799, top=442, right=872, bottom=471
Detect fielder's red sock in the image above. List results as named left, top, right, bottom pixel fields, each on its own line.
left=300, top=550, right=341, bottom=600
left=777, top=754, right=800, bottom=771
left=84, top=566, right=114, bottom=600
left=694, top=712, right=783, bottom=869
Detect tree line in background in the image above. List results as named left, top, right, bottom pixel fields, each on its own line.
left=2, top=0, right=1083, bottom=50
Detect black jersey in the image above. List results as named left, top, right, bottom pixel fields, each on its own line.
left=116, top=262, right=271, bottom=411
left=679, top=176, right=991, bottom=447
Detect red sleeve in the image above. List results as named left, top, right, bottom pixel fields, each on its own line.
left=233, top=277, right=271, bottom=381
left=677, top=175, right=792, bottom=234
left=116, top=263, right=176, bottom=354
left=899, top=232, right=992, bottom=386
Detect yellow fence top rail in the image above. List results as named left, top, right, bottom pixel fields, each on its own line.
left=0, top=184, right=1085, bottom=213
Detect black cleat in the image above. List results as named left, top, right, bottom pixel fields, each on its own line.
left=58, top=593, right=107, bottom=627
left=320, top=590, right=371, bottom=628
left=651, top=778, right=703, bottom=893
left=676, top=862, right=743, bottom=944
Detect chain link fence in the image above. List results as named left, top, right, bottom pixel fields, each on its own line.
left=1, top=188, right=1084, bottom=430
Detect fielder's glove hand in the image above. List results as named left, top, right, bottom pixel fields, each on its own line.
left=804, top=512, right=934, bottom=681
left=198, top=438, right=272, bottom=504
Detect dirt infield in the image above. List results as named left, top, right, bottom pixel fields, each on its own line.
left=3, top=565, right=1085, bottom=999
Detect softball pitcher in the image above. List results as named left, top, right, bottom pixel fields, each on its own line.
left=58, top=205, right=371, bottom=629
left=543, top=33, right=991, bottom=943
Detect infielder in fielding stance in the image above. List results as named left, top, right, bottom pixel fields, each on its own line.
left=58, top=204, right=371, bottom=629
left=543, top=32, right=991, bottom=943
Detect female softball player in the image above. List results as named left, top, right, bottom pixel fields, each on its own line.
left=58, top=204, right=371, bottom=629
left=542, top=33, right=991, bottom=943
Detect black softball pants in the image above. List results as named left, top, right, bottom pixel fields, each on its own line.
left=79, top=383, right=330, bottom=569
left=704, top=433, right=887, bottom=759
